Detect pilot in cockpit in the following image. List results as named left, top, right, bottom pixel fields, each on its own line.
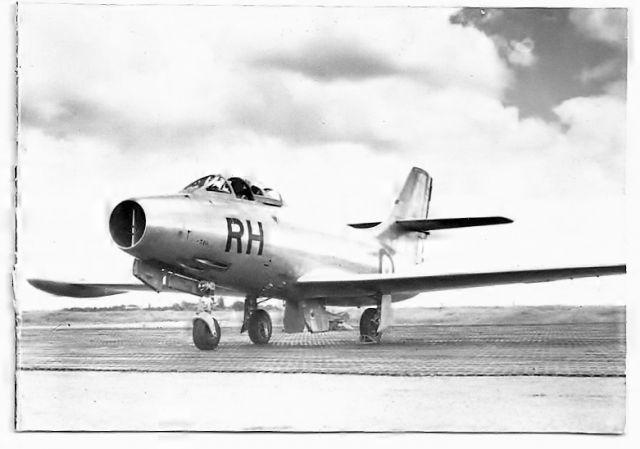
left=206, top=175, right=230, bottom=193
left=229, top=178, right=252, bottom=200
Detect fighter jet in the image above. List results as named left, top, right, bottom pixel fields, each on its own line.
left=29, top=168, right=626, bottom=349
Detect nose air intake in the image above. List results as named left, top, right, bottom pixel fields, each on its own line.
left=109, top=200, right=146, bottom=248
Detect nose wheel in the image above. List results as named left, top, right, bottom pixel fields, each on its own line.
left=192, top=282, right=221, bottom=350
left=193, top=316, right=220, bottom=350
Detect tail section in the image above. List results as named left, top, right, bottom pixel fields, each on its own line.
left=390, top=167, right=432, bottom=220
left=358, top=166, right=511, bottom=271
left=378, top=167, right=433, bottom=270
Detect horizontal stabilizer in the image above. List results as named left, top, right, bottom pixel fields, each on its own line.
left=397, top=216, right=513, bottom=232
left=295, top=264, right=626, bottom=299
left=348, top=221, right=381, bottom=229
left=348, top=216, right=512, bottom=231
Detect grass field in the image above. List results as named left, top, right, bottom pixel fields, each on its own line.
left=19, top=305, right=625, bottom=328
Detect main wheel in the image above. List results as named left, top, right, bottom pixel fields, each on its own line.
left=359, top=307, right=380, bottom=343
left=193, top=317, right=221, bottom=350
left=248, top=309, right=272, bottom=345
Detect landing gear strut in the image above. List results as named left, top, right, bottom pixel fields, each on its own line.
left=241, top=296, right=273, bottom=345
left=192, top=281, right=221, bottom=350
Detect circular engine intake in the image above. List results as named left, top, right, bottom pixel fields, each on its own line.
left=109, top=200, right=146, bottom=248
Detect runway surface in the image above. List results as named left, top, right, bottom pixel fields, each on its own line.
left=17, top=322, right=625, bottom=377
left=16, top=318, right=626, bottom=431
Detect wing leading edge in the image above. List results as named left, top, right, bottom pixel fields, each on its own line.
left=27, top=279, right=152, bottom=298
left=295, top=264, right=626, bottom=299
left=28, top=279, right=243, bottom=298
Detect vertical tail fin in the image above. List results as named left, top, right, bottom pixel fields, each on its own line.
left=390, top=167, right=432, bottom=220
left=378, top=167, right=432, bottom=270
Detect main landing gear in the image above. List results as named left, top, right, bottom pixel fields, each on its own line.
left=359, top=308, right=381, bottom=343
left=248, top=309, right=272, bottom=344
left=241, top=296, right=272, bottom=345
left=359, top=294, right=393, bottom=344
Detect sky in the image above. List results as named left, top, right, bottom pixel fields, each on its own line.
left=14, top=5, right=627, bottom=310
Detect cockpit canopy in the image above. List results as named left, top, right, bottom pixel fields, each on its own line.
left=182, top=174, right=283, bottom=207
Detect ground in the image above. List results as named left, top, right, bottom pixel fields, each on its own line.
left=15, top=305, right=626, bottom=432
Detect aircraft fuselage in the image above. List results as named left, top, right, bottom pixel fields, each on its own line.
left=110, top=192, right=381, bottom=301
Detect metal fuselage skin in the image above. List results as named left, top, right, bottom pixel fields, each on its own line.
left=112, top=191, right=382, bottom=303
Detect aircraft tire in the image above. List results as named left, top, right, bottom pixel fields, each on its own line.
left=193, top=317, right=221, bottom=350
left=359, top=307, right=380, bottom=341
left=248, top=309, right=272, bottom=345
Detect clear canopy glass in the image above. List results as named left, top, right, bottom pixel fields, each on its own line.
left=182, top=174, right=283, bottom=206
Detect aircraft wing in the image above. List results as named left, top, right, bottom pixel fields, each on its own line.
left=295, top=265, right=626, bottom=299
left=27, top=279, right=151, bottom=298
left=27, top=279, right=242, bottom=298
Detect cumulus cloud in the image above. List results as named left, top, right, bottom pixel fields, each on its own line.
left=16, top=5, right=624, bottom=200
left=226, top=78, right=398, bottom=150
left=504, top=37, right=537, bottom=67
left=20, top=93, right=217, bottom=148
left=553, top=94, right=625, bottom=176
left=486, top=34, right=537, bottom=68
left=450, top=11, right=538, bottom=69
left=255, top=41, right=399, bottom=81
left=569, top=9, right=626, bottom=46
left=19, top=6, right=511, bottom=151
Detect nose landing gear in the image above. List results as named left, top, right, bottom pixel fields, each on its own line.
left=192, top=315, right=221, bottom=350
left=192, top=281, right=221, bottom=350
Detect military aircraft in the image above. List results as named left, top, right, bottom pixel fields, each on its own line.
left=29, top=167, right=626, bottom=349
